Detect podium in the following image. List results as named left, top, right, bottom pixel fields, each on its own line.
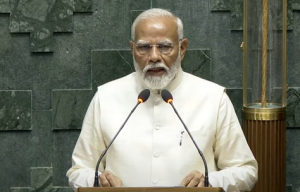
left=78, top=187, right=224, bottom=192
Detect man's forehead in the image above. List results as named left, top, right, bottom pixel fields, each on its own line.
left=149, top=22, right=166, bottom=30
left=134, top=17, right=178, bottom=41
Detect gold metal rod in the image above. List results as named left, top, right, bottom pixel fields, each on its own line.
left=262, top=0, right=269, bottom=108
left=282, top=0, right=287, bottom=107
left=243, top=0, right=248, bottom=106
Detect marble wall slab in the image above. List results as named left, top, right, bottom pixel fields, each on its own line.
left=91, top=50, right=134, bottom=90
left=51, top=130, right=80, bottom=187
left=0, top=90, right=32, bottom=130
left=182, top=49, right=212, bottom=81
left=74, top=0, right=93, bottom=12
left=293, top=0, right=300, bottom=10
left=51, top=187, right=73, bottom=192
left=286, top=184, right=293, bottom=192
left=287, top=12, right=300, bottom=88
left=52, top=187, right=73, bottom=192
left=287, top=88, right=300, bottom=127
left=10, top=187, right=31, bottom=192
left=211, top=0, right=296, bottom=30
left=0, top=0, right=92, bottom=52
left=211, top=0, right=243, bottom=30
left=286, top=129, right=300, bottom=190
left=10, top=167, right=73, bottom=192
left=10, top=186, right=72, bottom=192
left=52, top=90, right=94, bottom=130
left=30, top=167, right=53, bottom=192
left=0, top=110, right=53, bottom=191
left=131, top=10, right=144, bottom=27
left=211, top=0, right=231, bottom=11
left=0, top=0, right=10, bottom=13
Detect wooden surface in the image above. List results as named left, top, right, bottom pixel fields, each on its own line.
left=243, top=119, right=286, bottom=192
left=78, top=187, right=224, bottom=192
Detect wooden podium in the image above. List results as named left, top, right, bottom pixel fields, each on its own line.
left=78, top=187, right=224, bottom=192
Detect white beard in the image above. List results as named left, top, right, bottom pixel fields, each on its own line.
left=133, top=54, right=181, bottom=90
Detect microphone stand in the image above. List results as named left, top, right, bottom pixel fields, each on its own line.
left=93, top=101, right=141, bottom=187
left=169, top=102, right=209, bottom=187
left=93, top=89, right=150, bottom=187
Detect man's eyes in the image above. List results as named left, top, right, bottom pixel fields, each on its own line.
left=140, top=45, right=152, bottom=49
left=138, top=44, right=172, bottom=48
left=158, top=44, right=172, bottom=49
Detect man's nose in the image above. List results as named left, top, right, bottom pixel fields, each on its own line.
left=149, top=46, right=161, bottom=62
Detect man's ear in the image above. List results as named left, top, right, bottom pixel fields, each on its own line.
left=130, top=40, right=134, bottom=55
left=180, top=38, right=188, bottom=61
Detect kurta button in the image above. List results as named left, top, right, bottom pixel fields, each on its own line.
left=152, top=178, right=158, bottom=184
left=155, top=125, right=161, bottom=130
left=153, top=151, right=160, bottom=157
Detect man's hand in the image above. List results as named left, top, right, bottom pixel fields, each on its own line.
left=99, top=170, right=122, bottom=187
left=180, top=170, right=211, bottom=187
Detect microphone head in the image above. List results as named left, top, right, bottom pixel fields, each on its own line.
left=161, top=89, right=173, bottom=103
left=138, top=89, right=150, bottom=103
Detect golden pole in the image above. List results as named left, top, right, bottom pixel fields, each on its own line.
left=282, top=0, right=287, bottom=107
left=262, top=0, right=269, bottom=108
left=243, top=0, right=248, bottom=107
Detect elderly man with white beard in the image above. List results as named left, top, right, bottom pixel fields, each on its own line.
left=67, top=8, right=258, bottom=192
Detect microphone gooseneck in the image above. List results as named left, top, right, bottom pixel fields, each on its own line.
left=161, top=89, right=210, bottom=187
left=93, top=89, right=150, bottom=187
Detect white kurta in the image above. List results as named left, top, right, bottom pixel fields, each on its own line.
left=67, top=69, right=258, bottom=192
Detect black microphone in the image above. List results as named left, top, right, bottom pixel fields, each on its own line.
left=161, top=89, right=209, bottom=187
left=93, top=89, right=150, bottom=187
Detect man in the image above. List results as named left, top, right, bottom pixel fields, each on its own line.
left=67, top=8, right=258, bottom=191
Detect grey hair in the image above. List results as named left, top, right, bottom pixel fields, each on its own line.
left=131, top=8, right=184, bottom=41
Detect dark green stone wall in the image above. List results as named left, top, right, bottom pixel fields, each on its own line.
left=0, top=0, right=299, bottom=191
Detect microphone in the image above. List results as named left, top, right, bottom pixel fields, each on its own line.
left=161, top=89, right=209, bottom=187
left=93, top=89, right=150, bottom=187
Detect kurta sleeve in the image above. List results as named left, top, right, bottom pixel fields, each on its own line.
left=208, top=92, right=258, bottom=191
left=66, top=91, right=106, bottom=191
